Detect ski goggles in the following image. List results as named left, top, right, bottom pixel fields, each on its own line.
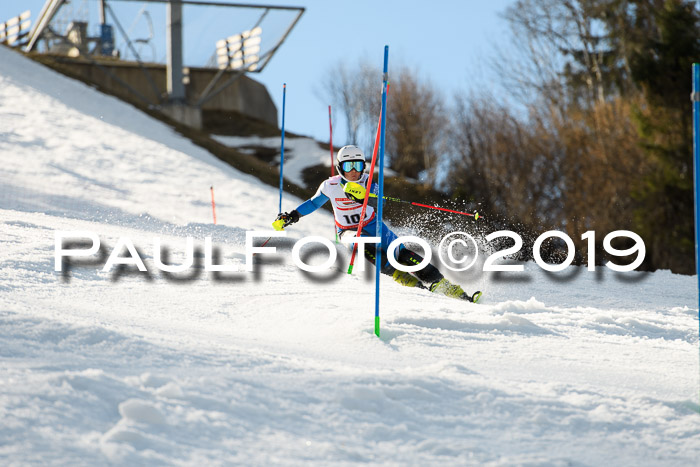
left=341, top=160, right=365, bottom=173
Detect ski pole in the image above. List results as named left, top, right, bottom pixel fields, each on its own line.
left=381, top=195, right=480, bottom=219
left=257, top=237, right=273, bottom=251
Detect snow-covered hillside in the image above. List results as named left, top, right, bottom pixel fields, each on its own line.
left=1, top=46, right=699, bottom=465
left=212, top=134, right=332, bottom=185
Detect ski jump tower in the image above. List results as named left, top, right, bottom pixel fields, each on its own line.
left=17, top=0, right=304, bottom=129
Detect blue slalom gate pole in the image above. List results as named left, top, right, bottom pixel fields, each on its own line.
left=278, top=83, right=287, bottom=213
left=375, top=46, right=389, bottom=338
left=692, top=64, right=700, bottom=401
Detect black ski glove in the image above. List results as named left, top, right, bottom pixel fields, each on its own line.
left=272, top=210, right=300, bottom=231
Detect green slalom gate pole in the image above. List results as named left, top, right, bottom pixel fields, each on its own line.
left=375, top=46, right=389, bottom=338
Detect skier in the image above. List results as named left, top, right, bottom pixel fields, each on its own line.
left=272, top=145, right=481, bottom=303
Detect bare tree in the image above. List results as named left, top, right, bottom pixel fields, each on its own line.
left=320, top=59, right=449, bottom=186
left=318, top=59, right=373, bottom=145
left=449, top=93, right=562, bottom=232
left=497, top=0, right=628, bottom=113
left=448, top=86, right=648, bottom=262
left=386, top=66, right=448, bottom=186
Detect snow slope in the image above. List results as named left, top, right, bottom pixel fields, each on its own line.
left=1, top=46, right=699, bottom=465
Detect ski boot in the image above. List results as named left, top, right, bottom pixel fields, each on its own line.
left=392, top=270, right=420, bottom=287
left=430, top=278, right=482, bottom=303
left=467, top=291, right=483, bottom=303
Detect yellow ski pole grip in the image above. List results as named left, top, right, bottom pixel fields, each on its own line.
left=272, top=219, right=286, bottom=231
left=344, top=182, right=365, bottom=199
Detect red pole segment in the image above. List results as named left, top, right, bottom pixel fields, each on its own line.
left=347, top=85, right=388, bottom=274
left=329, top=105, right=338, bottom=241
left=329, top=105, right=335, bottom=176
left=410, top=202, right=477, bottom=217
left=210, top=186, right=217, bottom=225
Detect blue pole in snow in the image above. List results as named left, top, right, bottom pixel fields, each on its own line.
left=375, top=46, right=389, bottom=338
left=692, top=64, right=700, bottom=401
left=279, top=83, right=287, bottom=213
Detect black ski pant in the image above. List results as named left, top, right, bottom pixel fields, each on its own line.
left=353, top=241, right=443, bottom=285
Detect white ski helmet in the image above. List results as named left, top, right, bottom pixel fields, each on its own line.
left=335, top=145, right=366, bottom=181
